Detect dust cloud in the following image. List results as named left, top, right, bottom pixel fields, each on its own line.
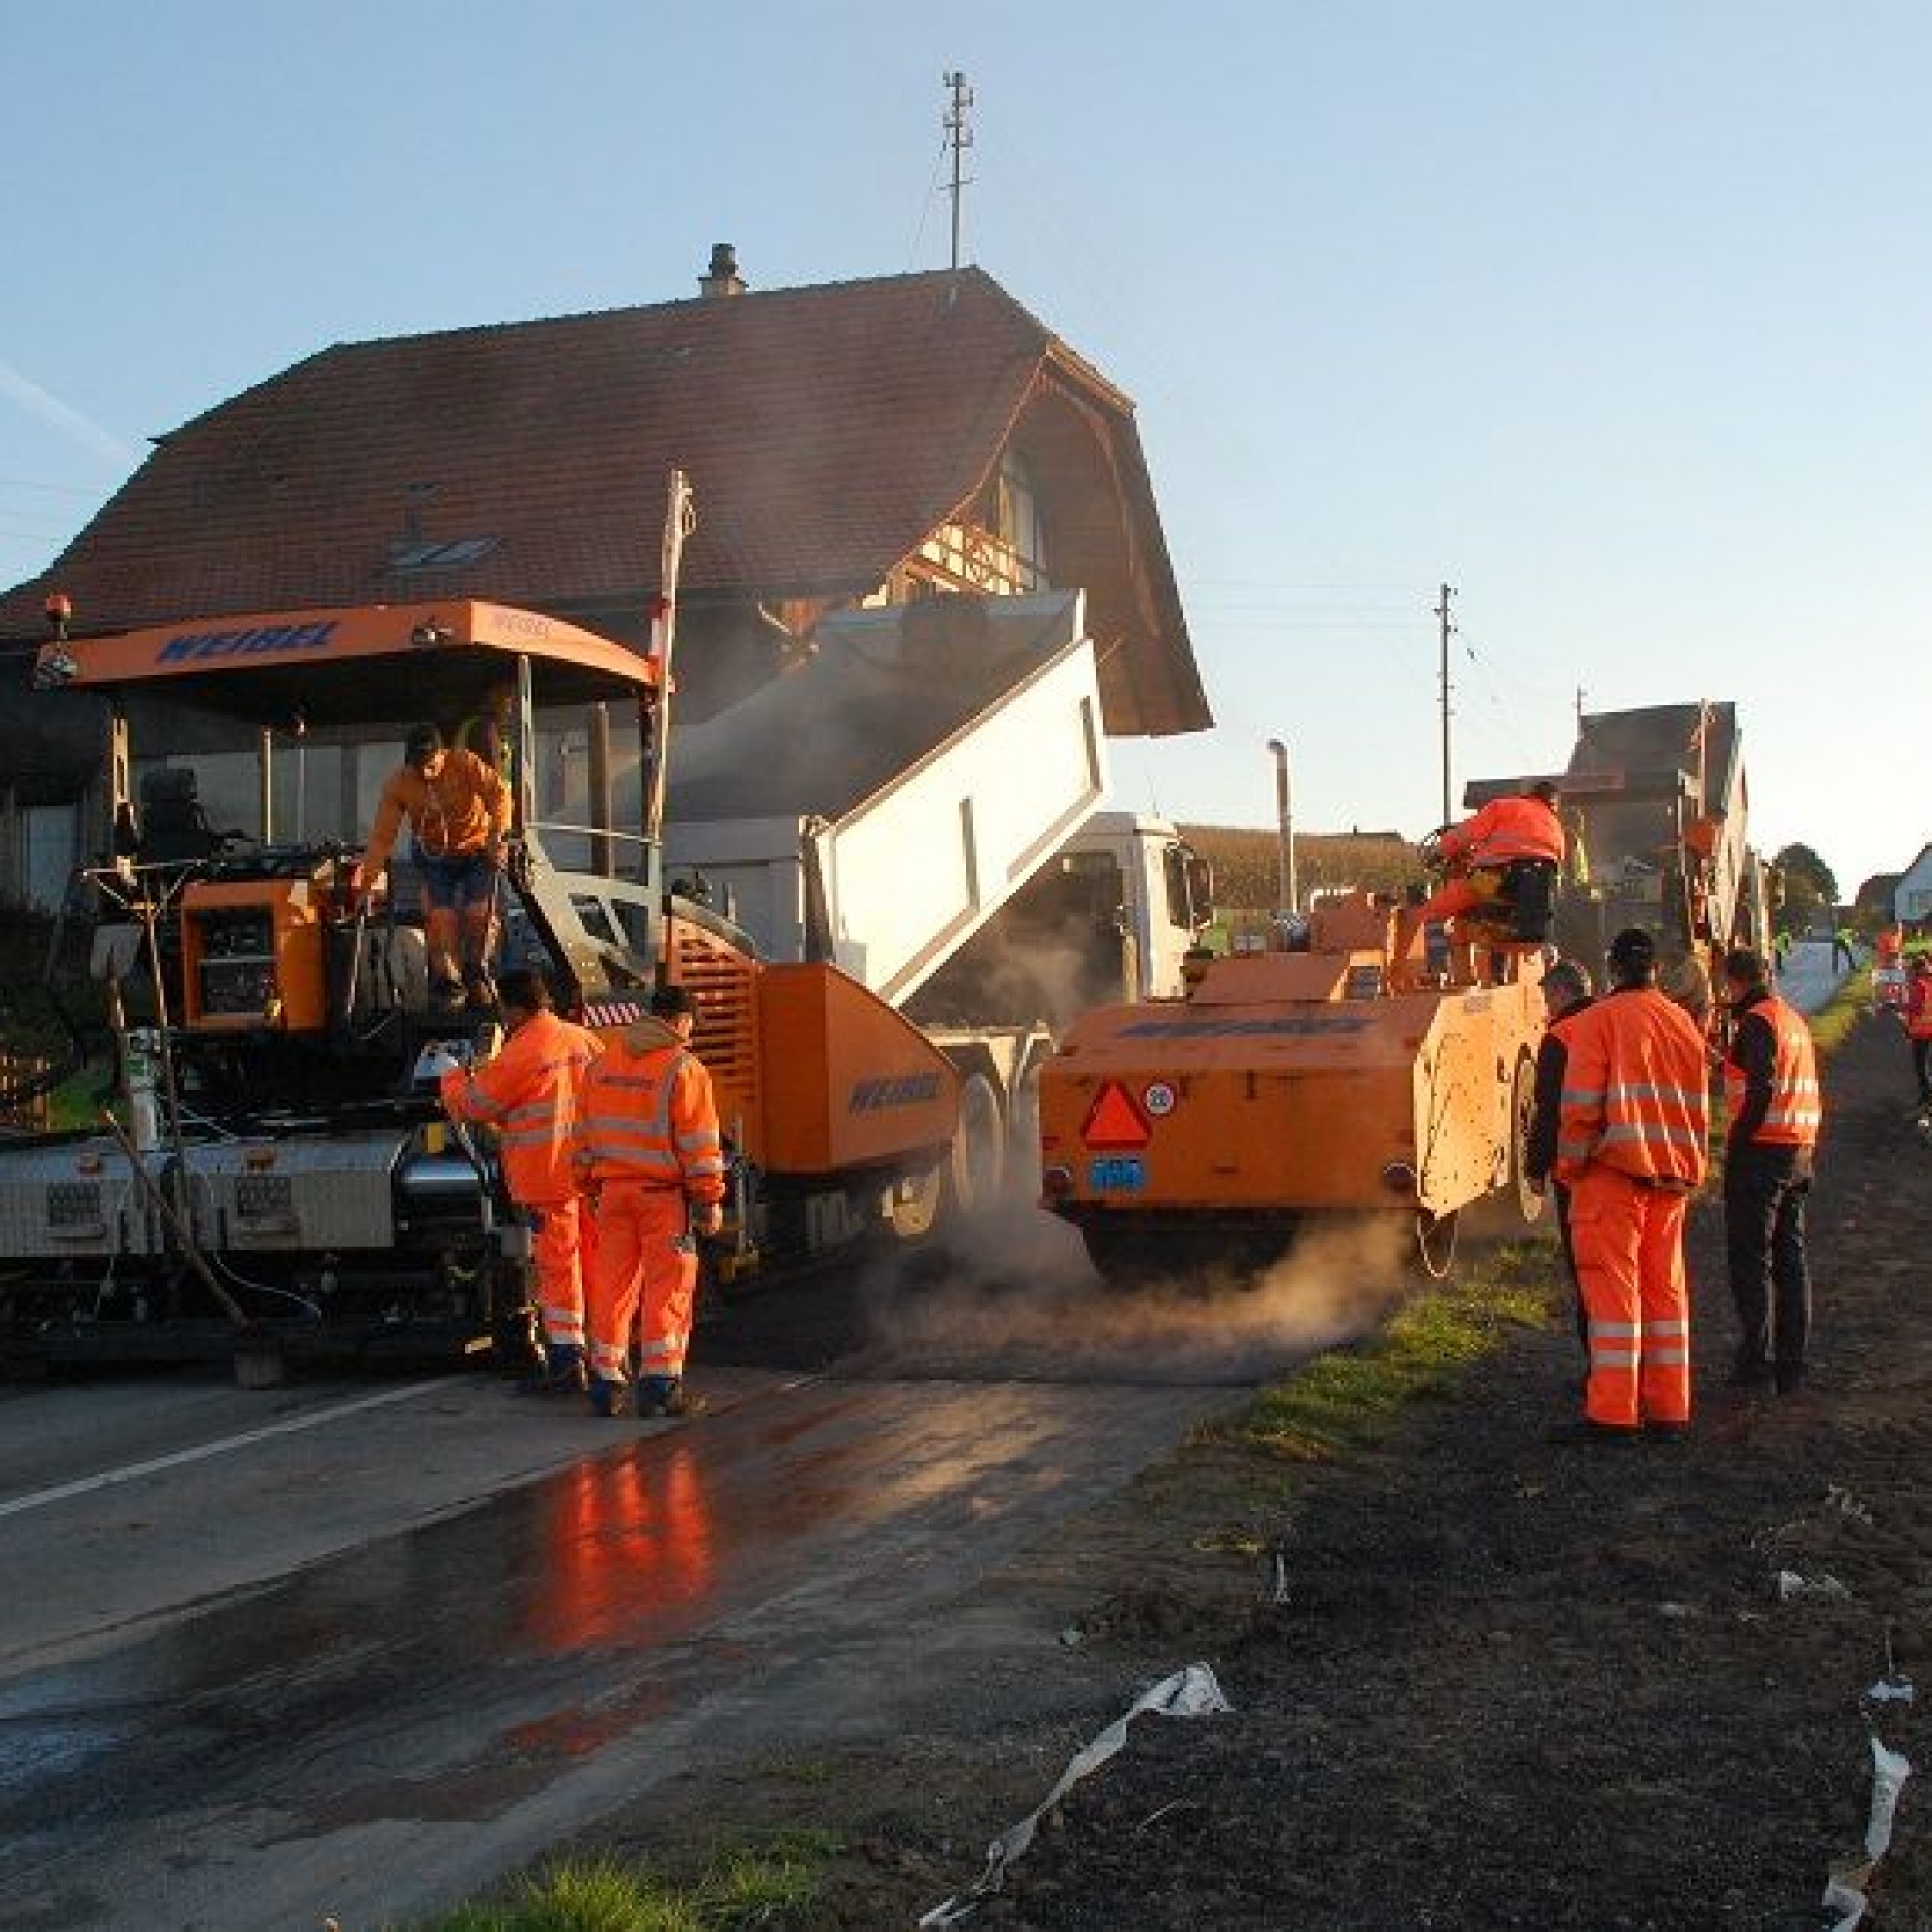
left=847, top=1204, right=1411, bottom=1388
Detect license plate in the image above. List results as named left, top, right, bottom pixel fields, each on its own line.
left=1087, top=1156, right=1145, bottom=1193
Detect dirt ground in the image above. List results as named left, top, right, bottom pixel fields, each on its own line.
left=585, top=1007, right=1932, bottom=1931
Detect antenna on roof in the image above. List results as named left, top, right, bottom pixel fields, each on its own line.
left=943, top=70, right=974, bottom=271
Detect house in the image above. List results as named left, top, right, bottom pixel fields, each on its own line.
left=0, top=248, right=1211, bottom=903
left=1890, top=848, right=1932, bottom=929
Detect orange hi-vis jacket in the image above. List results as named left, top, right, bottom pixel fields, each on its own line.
left=440, top=1009, right=603, bottom=1203
left=1878, top=926, right=1905, bottom=966
left=1555, top=986, right=1710, bottom=1190
left=363, top=748, right=511, bottom=877
left=574, top=1019, right=726, bottom=1204
left=1438, top=794, right=1565, bottom=870
left=1722, top=993, right=1820, bottom=1150
left=1907, top=974, right=1932, bottom=1042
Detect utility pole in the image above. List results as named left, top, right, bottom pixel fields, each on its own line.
left=1434, top=582, right=1456, bottom=826
left=944, top=71, right=974, bottom=271
left=1576, top=685, right=1586, bottom=731
left=1266, top=739, right=1296, bottom=914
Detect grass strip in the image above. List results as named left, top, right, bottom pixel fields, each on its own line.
left=1198, top=1243, right=1556, bottom=1465
left=399, top=1830, right=840, bottom=1932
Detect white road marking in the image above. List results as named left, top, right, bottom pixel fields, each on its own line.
left=0, top=1376, right=467, bottom=1522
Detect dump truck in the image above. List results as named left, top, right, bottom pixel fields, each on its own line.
left=0, top=497, right=1209, bottom=1363
left=1464, top=700, right=1774, bottom=1008
left=1037, top=887, right=1547, bottom=1286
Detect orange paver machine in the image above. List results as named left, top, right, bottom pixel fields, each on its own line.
left=1037, top=889, right=1548, bottom=1284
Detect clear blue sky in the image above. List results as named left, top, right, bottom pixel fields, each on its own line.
left=6, top=0, right=1927, bottom=899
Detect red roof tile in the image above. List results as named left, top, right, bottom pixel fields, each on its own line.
left=0, top=269, right=1209, bottom=735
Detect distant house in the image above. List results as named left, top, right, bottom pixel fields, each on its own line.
left=1892, top=848, right=1932, bottom=927
left=0, top=250, right=1211, bottom=903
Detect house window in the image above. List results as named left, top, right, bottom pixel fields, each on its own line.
left=993, top=451, right=1047, bottom=587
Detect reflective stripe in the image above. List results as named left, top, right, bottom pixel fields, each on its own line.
left=1591, top=1349, right=1640, bottom=1369
left=1561, top=1086, right=1605, bottom=1107
left=1647, top=1348, right=1689, bottom=1366
left=1591, top=1321, right=1641, bottom=1338
left=1599, top=1122, right=1707, bottom=1150
left=1647, top=1319, right=1688, bottom=1336
left=1603, top=1081, right=1706, bottom=1107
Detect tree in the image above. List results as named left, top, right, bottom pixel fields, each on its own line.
left=1772, top=842, right=1838, bottom=936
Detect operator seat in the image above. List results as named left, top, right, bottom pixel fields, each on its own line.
left=1480, top=857, right=1559, bottom=946
left=137, top=768, right=234, bottom=866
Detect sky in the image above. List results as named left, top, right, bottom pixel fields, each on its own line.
left=4, top=0, right=1928, bottom=898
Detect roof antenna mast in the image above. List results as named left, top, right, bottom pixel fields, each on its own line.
left=944, top=70, right=974, bottom=270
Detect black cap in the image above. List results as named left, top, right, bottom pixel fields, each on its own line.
left=404, top=723, right=442, bottom=764
left=1529, top=780, right=1560, bottom=805
left=650, top=984, right=699, bottom=1020
left=1608, top=927, right=1656, bottom=972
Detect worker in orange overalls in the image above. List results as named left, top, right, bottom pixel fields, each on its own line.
left=1554, top=925, right=1711, bottom=1441
left=358, top=723, right=512, bottom=1009
left=1902, top=955, right=1932, bottom=1112
left=440, top=965, right=603, bottom=1392
left=1524, top=955, right=1596, bottom=1366
left=575, top=984, right=726, bottom=1420
left=1418, top=781, right=1566, bottom=929
left=1719, top=947, right=1821, bottom=1397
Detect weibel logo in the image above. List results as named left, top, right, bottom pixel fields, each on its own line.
left=156, top=621, right=338, bottom=665
left=849, top=1072, right=942, bottom=1113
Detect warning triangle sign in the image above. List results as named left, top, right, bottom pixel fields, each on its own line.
left=1082, top=1081, right=1151, bottom=1151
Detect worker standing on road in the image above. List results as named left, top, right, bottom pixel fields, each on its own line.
left=1902, top=956, right=1932, bottom=1112
left=1418, top=781, right=1566, bottom=929
left=1832, top=924, right=1860, bottom=973
left=358, top=723, right=511, bottom=1009
left=1524, top=957, right=1595, bottom=1366
left=440, top=966, right=603, bottom=1393
left=1553, top=927, right=1711, bottom=1442
left=1719, top=948, right=1821, bottom=1397
left=575, top=984, right=726, bottom=1420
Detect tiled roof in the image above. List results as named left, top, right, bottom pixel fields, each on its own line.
left=0, top=268, right=1209, bottom=735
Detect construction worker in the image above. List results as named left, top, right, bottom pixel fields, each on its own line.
left=575, top=984, right=725, bottom=1419
left=1876, top=923, right=1905, bottom=969
left=358, top=723, right=511, bottom=1009
left=1418, top=781, right=1566, bottom=930
left=1554, top=926, right=1711, bottom=1442
left=1831, top=923, right=1859, bottom=973
left=453, top=677, right=517, bottom=790
left=1524, top=956, right=1595, bottom=1365
left=1903, top=954, right=1932, bottom=1111
left=439, top=966, right=603, bottom=1392
left=1719, top=948, right=1821, bottom=1397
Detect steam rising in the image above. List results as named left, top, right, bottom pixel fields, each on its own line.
left=848, top=1204, right=1411, bottom=1388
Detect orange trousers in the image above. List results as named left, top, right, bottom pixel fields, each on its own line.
left=585, top=1185, right=697, bottom=1388
left=526, top=1197, right=587, bottom=1350
left=1568, top=1166, right=1692, bottom=1429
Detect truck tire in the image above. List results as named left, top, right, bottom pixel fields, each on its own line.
left=948, top=1073, right=1006, bottom=1218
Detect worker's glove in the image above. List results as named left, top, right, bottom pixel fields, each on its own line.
left=691, top=1201, right=724, bottom=1237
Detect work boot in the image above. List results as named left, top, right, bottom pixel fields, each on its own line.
left=1644, top=1421, right=1692, bottom=1443
left=588, top=1376, right=630, bottom=1419
left=515, top=1344, right=587, bottom=1397
left=638, top=1375, right=708, bottom=1420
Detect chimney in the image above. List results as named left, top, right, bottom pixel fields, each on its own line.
left=698, top=242, right=746, bottom=298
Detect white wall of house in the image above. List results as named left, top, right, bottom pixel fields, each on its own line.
left=1895, top=846, right=1932, bottom=923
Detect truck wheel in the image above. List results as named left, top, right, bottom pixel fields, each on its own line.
left=950, top=1073, right=1006, bottom=1215
left=1507, top=1055, right=1546, bottom=1226
left=1004, top=1066, right=1042, bottom=1200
